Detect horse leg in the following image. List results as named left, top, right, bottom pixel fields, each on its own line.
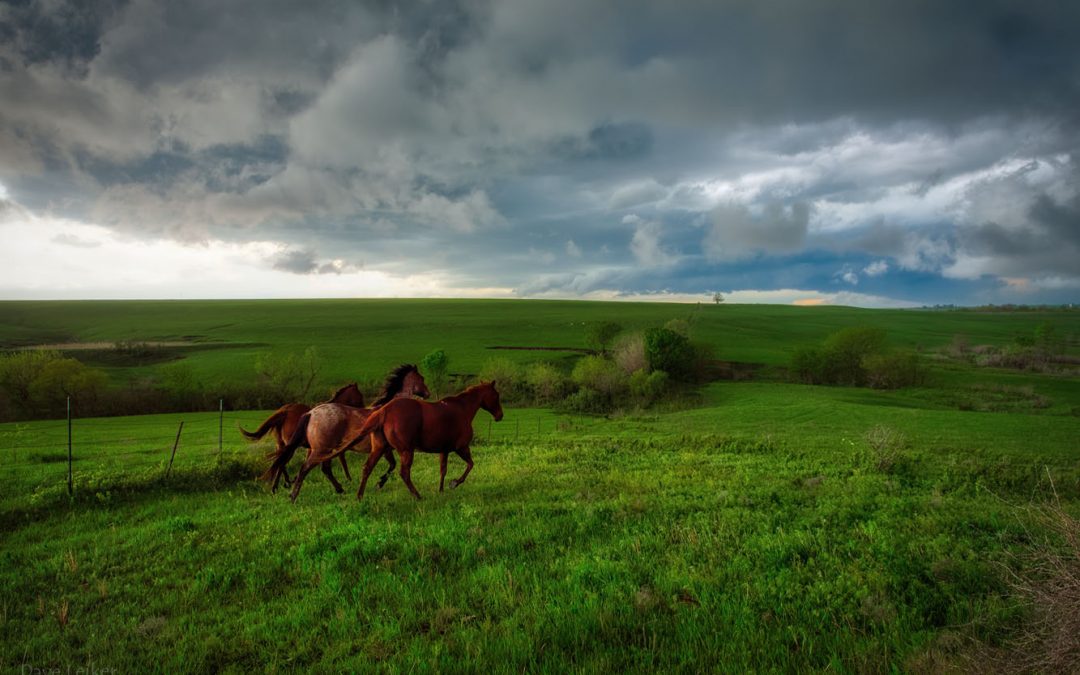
left=357, top=435, right=388, bottom=501
left=449, top=446, right=474, bottom=489
left=320, top=461, right=344, bottom=494
left=398, top=450, right=422, bottom=500
left=439, top=452, right=448, bottom=492
left=338, top=453, right=352, bottom=482
left=274, top=433, right=293, bottom=488
left=376, top=449, right=397, bottom=490
left=288, top=458, right=321, bottom=503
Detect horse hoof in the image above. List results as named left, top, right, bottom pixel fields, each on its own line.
left=450, top=480, right=460, bottom=489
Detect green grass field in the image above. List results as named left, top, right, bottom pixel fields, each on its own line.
left=3, top=299, right=1077, bottom=392
left=1, top=300, right=1078, bottom=672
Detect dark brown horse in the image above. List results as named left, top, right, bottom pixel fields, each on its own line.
left=240, top=382, right=364, bottom=483
left=261, top=364, right=430, bottom=493
left=285, top=381, right=502, bottom=502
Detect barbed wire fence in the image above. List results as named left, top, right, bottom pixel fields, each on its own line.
left=1, top=398, right=557, bottom=499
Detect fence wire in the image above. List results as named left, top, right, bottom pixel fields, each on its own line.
left=3, top=405, right=553, bottom=499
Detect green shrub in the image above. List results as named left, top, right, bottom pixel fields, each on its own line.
left=571, top=355, right=628, bottom=397
left=790, top=346, right=825, bottom=384
left=524, top=362, right=570, bottom=404
left=644, top=328, right=694, bottom=381
left=253, top=346, right=321, bottom=403
left=630, top=369, right=669, bottom=403
left=791, top=326, right=894, bottom=386
left=863, top=352, right=925, bottom=389
left=664, top=318, right=691, bottom=338
left=556, top=388, right=612, bottom=414
left=420, top=349, right=450, bottom=396
left=820, top=326, right=887, bottom=386
left=585, top=321, right=623, bottom=355
left=479, top=357, right=525, bottom=402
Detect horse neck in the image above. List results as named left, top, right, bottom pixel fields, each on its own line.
left=445, top=387, right=485, bottom=419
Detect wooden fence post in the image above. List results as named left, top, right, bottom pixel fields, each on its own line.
left=218, top=399, right=224, bottom=459
left=165, top=421, right=184, bottom=479
left=67, top=397, right=73, bottom=497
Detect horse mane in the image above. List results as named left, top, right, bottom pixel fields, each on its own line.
left=444, top=381, right=494, bottom=401
left=326, top=382, right=360, bottom=403
left=371, top=364, right=419, bottom=407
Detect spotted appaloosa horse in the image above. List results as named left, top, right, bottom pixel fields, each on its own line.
left=285, top=381, right=502, bottom=502
left=240, top=382, right=364, bottom=482
left=260, top=364, right=430, bottom=493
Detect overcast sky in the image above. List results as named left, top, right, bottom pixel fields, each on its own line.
left=1, top=0, right=1078, bottom=306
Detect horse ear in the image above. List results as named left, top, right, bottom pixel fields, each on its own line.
left=490, top=380, right=497, bottom=387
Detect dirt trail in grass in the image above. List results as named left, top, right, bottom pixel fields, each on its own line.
left=18, top=341, right=197, bottom=350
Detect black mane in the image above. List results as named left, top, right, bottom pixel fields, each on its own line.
left=371, top=363, right=419, bottom=407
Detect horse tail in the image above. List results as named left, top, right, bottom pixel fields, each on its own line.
left=239, top=408, right=288, bottom=441
left=260, top=412, right=311, bottom=484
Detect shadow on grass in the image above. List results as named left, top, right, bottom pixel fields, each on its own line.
left=1, top=455, right=265, bottom=532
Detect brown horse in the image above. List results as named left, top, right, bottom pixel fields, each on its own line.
left=240, top=382, right=364, bottom=483
left=285, top=381, right=503, bottom=502
left=261, top=364, right=431, bottom=493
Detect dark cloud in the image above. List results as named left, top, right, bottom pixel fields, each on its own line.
left=704, top=202, right=811, bottom=261
left=271, top=247, right=353, bottom=275
left=1, top=0, right=1079, bottom=303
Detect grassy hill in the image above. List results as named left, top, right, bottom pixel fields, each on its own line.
left=2, top=299, right=1076, bottom=393
left=1, top=299, right=1078, bottom=671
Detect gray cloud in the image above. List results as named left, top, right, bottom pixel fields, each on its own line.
left=271, top=247, right=356, bottom=275
left=704, top=201, right=811, bottom=261
left=1, top=0, right=1079, bottom=303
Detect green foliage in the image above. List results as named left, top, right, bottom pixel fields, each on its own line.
left=644, top=327, right=694, bottom=380
left=571, top=355, right=628, bottom=397
left=420, top=349, right=450, bottom=396
left=479, top=356, right=524, bottom=402
left=524, top=362, right=570, bottom=404
left=663, top=318, right=691, bottom=338
left=253, top=346, right=321, bottom=403
left=1034, top=321, right=1065, bottom=355
left=821, top=326, right=887, bottom=385
left=629, top=369, right=669, bottom=403
left=555, top=387, right=612, bottom=413
left=792, top=326, right=889, bottom=386
left=0, top=350, right=62, bottom=406
left=863, top=351, right=925, bottom=390
left=160, top=362, right=204, bottom=408
left=29, top=358, right=107, bottom=411
left=584, top=321, right=622, bottom=355
left=0, top=350, right=106, bottom=415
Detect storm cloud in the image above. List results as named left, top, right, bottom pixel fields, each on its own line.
left=1, top=0, right=1079, bottom=304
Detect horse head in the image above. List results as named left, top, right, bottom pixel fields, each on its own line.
left=480, top=381, right=504, bottom=421
left=403, top=366, right=431, bottom=400
left=374, top=363, right=431, bottom=407
left=330, top=382, right=365, bottom=407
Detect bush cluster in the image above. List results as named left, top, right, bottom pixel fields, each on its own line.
left=791, top=326, right=924, bottom=389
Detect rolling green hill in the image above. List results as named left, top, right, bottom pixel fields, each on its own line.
left=2, top=299, right=1076, bottom=392
left=1, top=300, right=1078, bottom=671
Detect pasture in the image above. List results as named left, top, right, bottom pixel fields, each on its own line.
left=1, top=300, right=1078, bottom=672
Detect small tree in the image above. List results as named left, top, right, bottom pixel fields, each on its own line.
left=254, top=346, right=321, bottom=403
left=643, top=327, right=694, bottom=381
left=0, top=350, right=62, bottom=410
left=420, top=349, right=450, bottom=396
left=29, top=358, right=107, bottom=413
left=713, top=292, right=724, bottom=305
left=585, top=321, right=622, bottom=356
